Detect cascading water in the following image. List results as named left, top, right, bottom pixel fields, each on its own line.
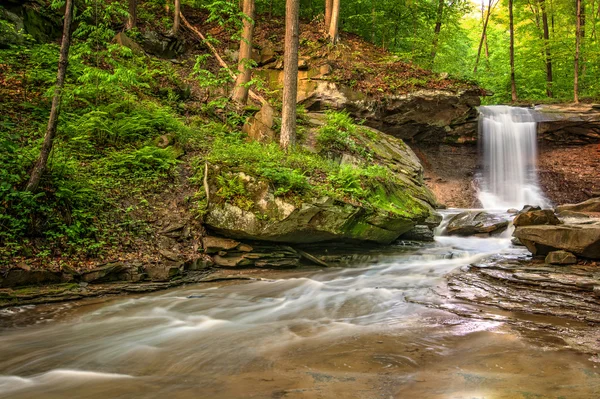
left=477, top=105, right=550, bottom=210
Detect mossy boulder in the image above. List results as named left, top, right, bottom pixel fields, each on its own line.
left=204, top=123, right=438, bottom=244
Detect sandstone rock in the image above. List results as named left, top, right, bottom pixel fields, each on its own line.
left=557, top=210, right=591, bottom=219
left=445, top=211, right=509, bottom=236
left=202, top=236, right=240, bottom=254
left=513, top=209, right=561, bottom=227
left=113, top=32, right=144, bottom=54
left=242, top=103, right=275, bottom=143
left=545, top=251, right=577, bottom=265
left=556, top=198, right=600, bottom=214
left=518, top=205, right=542, bottom=214
left=514, top=222, right=600, bottom=259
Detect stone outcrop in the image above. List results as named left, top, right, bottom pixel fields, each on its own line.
left=444, top=211, right=509, bottom=236
left=298, top=81, right=481, bottom=144
left=204, top=124, right=438, bottom=245
left=556, top=197, right=600, bottom=215
left=536, top=104, right=600, bottom=144
left=513, top=209, right=561, bottom=227
left=513, top=200, right=600, bottom=259
left=514, top=222, right=600, bottom=259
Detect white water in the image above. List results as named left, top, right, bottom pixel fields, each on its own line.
left=478, top=106, right=550, bottom=210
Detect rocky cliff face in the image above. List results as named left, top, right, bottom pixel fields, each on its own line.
left=298, top=82, right=481, bottom=144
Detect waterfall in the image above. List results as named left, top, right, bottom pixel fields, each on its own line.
left=478, top=105, right=549, bottom=210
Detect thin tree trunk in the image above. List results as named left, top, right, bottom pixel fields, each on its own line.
left=328, top=0, right=340, bottom=44
left=126, top=0, right=137, bottom=29
left=26, top=0, right=74, bottom=192
left=281, top=0, right=299, bottom=150
left=430, top=0, right=444, bottom=64
left=575, top=0, right=582, bottom=103
left=181, top=12, right=267, bottom=105
left=540, top=0, right=553, bottom=97
left=474, top=0, right=493, bottom=74
left=509, top=0, right=517, bottom=102
left=371, top=3, right=376, bottom=43
left=173, top=0, right=181, bottom=34
left=232, top=0, right=256, bottom=105
left=325, top=0, right=332, bottom=27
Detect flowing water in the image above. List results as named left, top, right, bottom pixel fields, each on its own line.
left=1, top=224, right=599, bottom=398
left=478, top=106, right=550, bottom=210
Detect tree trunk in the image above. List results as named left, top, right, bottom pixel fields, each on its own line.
left=328, top=0, right=340, bottom=44
left=173, top=0, right=181, bottom=34
left=509, top=0, right=518, bottom=102
left=126, top=0, right=137, bottom=29
left=325, top=0, right=332, bottom=27
left=575, top=0, right=582, bottom=103
left=280, top=0, right=300, bottom=150
left=430, top=0, right=444, bottom=64
left=26, top=0, right=74, bottom=192
left=232, top=0, right=256, bottom=105
left=540, top=0, right=553, bottom=97
left=474, top=0, right=493, bottom=74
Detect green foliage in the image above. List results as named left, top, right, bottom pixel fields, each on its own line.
left=316, top=110, right=371, bottom=159
left=100, top=146, right=179, bottom=179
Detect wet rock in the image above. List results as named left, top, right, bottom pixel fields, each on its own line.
left=399, top=225, right=434, bottom=242
left=511, top=237, right=524, bottom=246
left=545, top=250, right=577, bottom=265
left=202, top=236, right=241, bottom=254
left=445, top=211, right=509, bottom=236
left=556, top=198, right=600, bottom=214
left=507, top=208, right=519, bottom=214
left=514, top=222, right=600, bottom=259
left=513, top=209, right=561, bottom=227
left=518, top=205, right=542, bottom=214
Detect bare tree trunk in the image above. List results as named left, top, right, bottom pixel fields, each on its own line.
left=540, top=0, right=553, bottom=97
left=328, top=0, right=340, bottom=44
left=173, top=0, right=181, bottom=34
left=126, top=0, right=137, bottom=29
left=281, top=0, right=299, bottom=150
left=232, top=0, right=256, bottom=105
left=575, top=0, right=582, bottom=103
left=474, top=0, right=493, bottom=74
left=430, top=0, right=444, bottom=64
left=371, top=3, right=376, bottom=43
left=325, top=0, right=332, bottom=27
left=26, top=0, right=74, bottom=192
left=509, top=0, right=518, bottom=102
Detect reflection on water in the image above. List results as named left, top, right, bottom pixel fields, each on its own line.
left=0, top=232, right=598, bottom=398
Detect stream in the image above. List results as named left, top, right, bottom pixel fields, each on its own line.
left=1, top=220, right=599, bottom=398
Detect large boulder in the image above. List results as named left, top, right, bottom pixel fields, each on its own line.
left=514, top=222, right=600, bottom=259
left=513, top=209, right=561, bottom=227
left=445, top=211, right=509, bottom=236
left=204, top=128, right=437, bottom=245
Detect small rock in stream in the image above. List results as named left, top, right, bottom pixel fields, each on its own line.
left=545, top=250, right=577, bottom=265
